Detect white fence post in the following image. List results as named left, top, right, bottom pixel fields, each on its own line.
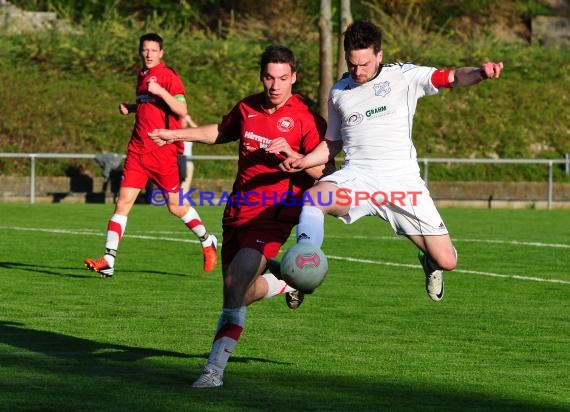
left=30, top=155, right=36, bottom=204
left=548, top=160, right=553, bottom=210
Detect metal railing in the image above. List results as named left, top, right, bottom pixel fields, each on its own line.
left=1, top=153, right=569, bottom=208
left=0, top=153, right=237, bottom=204
left=418, top=157, right=569, bottom=209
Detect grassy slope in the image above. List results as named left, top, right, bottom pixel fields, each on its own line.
left=0, top=4, right=569, bottom=180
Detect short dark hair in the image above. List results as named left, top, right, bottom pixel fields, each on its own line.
left=343, top=20, right=382, bottom=54
left=139, top=33, right=163, bottom=51
left=260, top=45, right=296, bottom=75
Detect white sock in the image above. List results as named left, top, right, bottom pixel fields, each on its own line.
left=200, top=234, right=215, bottom=248
left=207, top=306, right=246, bottom=372
left=181, top=207, right=207, bottom=239
left=104, top=214, right=128, bottom=266
left=261, top=274, right=295, bottom=299
left=296, top=206, right=324, bottom=247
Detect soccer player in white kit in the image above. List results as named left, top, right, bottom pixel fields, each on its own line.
left=280, top=20, right=504, bottom=301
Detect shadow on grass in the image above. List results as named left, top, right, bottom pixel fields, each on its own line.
left=0, top=321, right=288, bottom=365
left=0, top=261, right=188, bottom=278
left=215, top=370, right=570, bottom=412
left=0, top=261, right=92, bottom=278
left=0, top=321, right=566, bottom=411
left=0, top=321, right=190, bottom=362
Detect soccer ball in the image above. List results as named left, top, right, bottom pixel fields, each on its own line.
left=280, top=243, right=328, bottom=293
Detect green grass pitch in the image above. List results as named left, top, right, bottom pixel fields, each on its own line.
left=0, top=203, right=568, bottom=411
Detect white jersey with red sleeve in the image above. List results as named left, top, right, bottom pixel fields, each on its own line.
left=326, top=62, right=439, bottom=177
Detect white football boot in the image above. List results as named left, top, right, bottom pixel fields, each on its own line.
left=285, top=290, right=305, bottom=310
left=418, top=252, right=444, bottom=302
left=192, top=364, right=223, bottom=388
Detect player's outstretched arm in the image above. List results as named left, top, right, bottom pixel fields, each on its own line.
left=181, top=114, right=198, bottom=128
left=305, top=157, right=336, bottom=180
left=149, top=124, right=220, bottom=146
left=266, top=137, right=336, bottom=179
left=451, top=62, right=504, bottom=88
left=304, top=139, right=341, bottom=179
left=265, top=137, right=299, bottom=160
left=279, top=139, right=341, bottom=174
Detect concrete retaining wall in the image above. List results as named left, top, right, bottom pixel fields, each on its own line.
left=1, top=176, right=569, bottom=208
left=0, top=0, right=58, bottom=34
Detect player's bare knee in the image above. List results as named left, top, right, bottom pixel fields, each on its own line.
left=438, top=255, right=457, bottom=271
left=303, top=187, right=325, bottom=207
left=166, top=203, right=185, bottom=217
left=223, top=278, right=239, bottom=302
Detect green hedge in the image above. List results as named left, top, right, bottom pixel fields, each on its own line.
left=1, top=5, right=568, bottom=181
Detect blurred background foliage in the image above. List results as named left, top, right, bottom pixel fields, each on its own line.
left=1, top=0, right=569, bottom=181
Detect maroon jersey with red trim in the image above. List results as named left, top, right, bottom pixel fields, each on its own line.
left=220, top=93, right=326, bottom=226
left=127, top=62, right=185, bottom=154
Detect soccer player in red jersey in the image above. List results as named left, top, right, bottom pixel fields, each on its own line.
left=149, top=45, right=335, bottom=388
left=84, top=33, right=217, bottom=278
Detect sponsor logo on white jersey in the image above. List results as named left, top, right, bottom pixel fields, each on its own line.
left=373, top=81, right=391, bottom=97
left=365, top=105, right=387, bottom=118
left=345, top=112, right=364, bottom=126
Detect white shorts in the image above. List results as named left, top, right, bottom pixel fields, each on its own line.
left=320, top=166, right=448, bottom=236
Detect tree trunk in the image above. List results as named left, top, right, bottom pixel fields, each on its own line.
left=318, top=0, right=333, bottom=120
left=336, top=0, right=353, bottom=80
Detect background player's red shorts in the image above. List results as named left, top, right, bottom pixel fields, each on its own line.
left=221, top=221, right=296, bottom=267
left=121, top=146, right=181, bottom=193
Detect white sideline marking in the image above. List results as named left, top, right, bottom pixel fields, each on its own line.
left=0, top=226, right=199, bottom=244
left=324, top=234, right=570, bottom=249
left=327, top=255, right=570, bottom=285
left=2, top=226, right=569, bottom=285
left=455, top=238, right=570, bottom=249
left=60, top=229, right=570, bottom=250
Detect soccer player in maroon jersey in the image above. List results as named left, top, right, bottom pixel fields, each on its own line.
left=84, top=33, right=217, bottom=278
left=149, top=45, right=335, bottom=388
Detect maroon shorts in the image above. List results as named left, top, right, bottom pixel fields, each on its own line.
left=221, top=221, right=296, bottom=267
left=121, top=146, right=180, bottom=193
